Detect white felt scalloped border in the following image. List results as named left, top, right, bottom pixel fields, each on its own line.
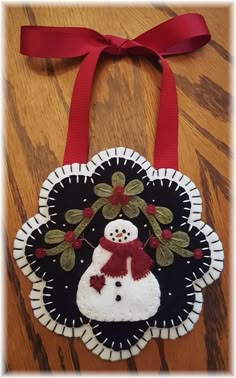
left=13, top=147, right=224, bottom=360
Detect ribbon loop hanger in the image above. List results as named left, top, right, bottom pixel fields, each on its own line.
left=20, top=13, right=210, bottom=169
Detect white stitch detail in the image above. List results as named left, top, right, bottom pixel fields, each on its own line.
left=185, top=277, right=192, bottom=281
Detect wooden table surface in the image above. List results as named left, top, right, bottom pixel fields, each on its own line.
left=5, top=4, right=231, bottom=373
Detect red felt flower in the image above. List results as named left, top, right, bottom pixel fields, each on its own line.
left=162, top=229, right=172, bottom=239
left=35, top=248, right=46, bottom=259
left=193, top=248, right=203, bottom=260
left=64, top=231, right=76, bottom=242
left=83, top=207, right=94, bottom=218
left=146, top=204, right=156, bottom=215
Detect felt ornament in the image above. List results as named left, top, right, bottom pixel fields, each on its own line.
left=14, top=13, right=224, bottom=361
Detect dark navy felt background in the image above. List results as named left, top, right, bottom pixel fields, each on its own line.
left=25, top=157, right=211, bottom=350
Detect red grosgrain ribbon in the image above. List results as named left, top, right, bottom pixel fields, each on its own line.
left=20, top=13, right=210, bottom=170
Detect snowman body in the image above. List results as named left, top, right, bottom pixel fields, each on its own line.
left=77, top=220, right=161, bottom=322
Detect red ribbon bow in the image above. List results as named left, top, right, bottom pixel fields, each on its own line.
left=20, top=14, right=210, bottom=170
left=99, top=237, right=153, bottom=280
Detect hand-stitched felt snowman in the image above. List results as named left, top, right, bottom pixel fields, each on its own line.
left=77, top=220, right=160, bottom=321
left=15, top=14, right=224, bottom=361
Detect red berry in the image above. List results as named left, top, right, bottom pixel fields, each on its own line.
left=72, top=239, right=82, bottom=250
left=146, top=204, right=156, bottom=215
left=149, top=237, right=160, bottom=248
left=83, top=207, right=94, bottom=218
left=162, top=229, right=172, bottom=239
left=35, top=248, right=46, bottom=259
left=64, top=231, right=75, bottom=243
left=113, top=186, right=124, bottom=195
left=193, top=248, right=203, bottom=260
left=119, top=194, right=129, bottom=205
left=109, top=194, right=120, bottom=205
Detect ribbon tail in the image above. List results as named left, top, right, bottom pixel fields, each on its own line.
left=63, top=47, right=105, bottom=165
left=154, top=56, right=178, bottom=170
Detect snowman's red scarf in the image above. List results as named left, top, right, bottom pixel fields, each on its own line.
left=99, top=237, right=154, bottom=281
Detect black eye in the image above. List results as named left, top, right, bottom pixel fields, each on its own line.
left=122, top=229, right=126, bottom=233
left=115, top=229, right=118, bottom=233
left=110, top=233, right=113, bottom=236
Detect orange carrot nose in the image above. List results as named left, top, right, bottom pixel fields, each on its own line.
left=116, top=233, right=123, bottom=237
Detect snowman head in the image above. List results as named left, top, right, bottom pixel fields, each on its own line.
left=104, top=220, right=138, bottom=243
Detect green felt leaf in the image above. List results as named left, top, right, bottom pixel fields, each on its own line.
left=163, top=240, right=193, bottom=257
left=102, top=203, right=121, bottom=220
left=44, top=229, right=65, bottom=244
left=60, top=247, right=76, bottom=271
left=122, top=199, right=140, bottom=218
left=94, top=183, right=113, bottom=197
left=74, top=198, right=108, bottom=237
left=155, top=207, right=173, bottom=224
left=65, top=209, right=83, bottom=224
left=124, top=179, right=144, bottom=196
left=46, top=241, right=69, bottom=256
left=112, top=172, right=125, bottom=188
left=171, top=231, right=190, bottom=248
left=156, top=244, right=174, bottom=267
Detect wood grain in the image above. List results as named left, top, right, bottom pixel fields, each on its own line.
left=5, top=4, right=231, bottom=372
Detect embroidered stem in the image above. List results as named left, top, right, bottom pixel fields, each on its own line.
left=81, top=237, right=96, bottom=249
left=74, top=198, right=108, bottom=237
left=134, top=197, right=162, bottom=238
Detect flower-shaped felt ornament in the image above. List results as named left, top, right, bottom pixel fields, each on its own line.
left=14, top=14, right=224, bottom=361
left=14, top=148, right=224, bottom=360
